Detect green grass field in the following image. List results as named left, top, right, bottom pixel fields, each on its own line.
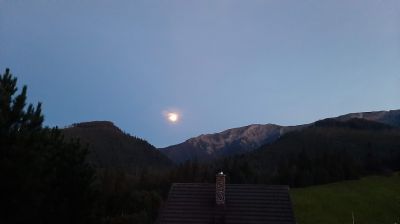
left=291, top=173, right=400, bottom=224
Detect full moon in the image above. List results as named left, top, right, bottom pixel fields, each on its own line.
left=168, top=113, right=179, bottom=123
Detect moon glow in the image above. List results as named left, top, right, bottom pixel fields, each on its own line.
left=167, top=113, right=179, bottom=123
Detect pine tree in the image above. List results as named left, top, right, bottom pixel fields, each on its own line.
left=0, top=68, right=94, bottom=224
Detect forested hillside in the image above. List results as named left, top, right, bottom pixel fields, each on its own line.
left=62, top=121, right=173, bottom=170
left=225, top=118, right=400, bottom=187
left=165, top=118, right=400, bottom=188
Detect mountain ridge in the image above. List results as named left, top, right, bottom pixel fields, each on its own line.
left=62, top=121, right=174, bottom=169
left=159, top=123, right=307, bottom=163
left=160, top=109, right=400, bottom=163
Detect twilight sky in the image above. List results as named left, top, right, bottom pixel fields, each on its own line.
left=1, top=0, right=399, bottom=147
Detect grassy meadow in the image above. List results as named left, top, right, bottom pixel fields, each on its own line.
left=291, top=173, right=400, bottom=224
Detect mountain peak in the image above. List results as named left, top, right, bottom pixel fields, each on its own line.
left=69, top=121, right=116, bottom=128
left=65, top=121, right=123, bottom=133
left=62, top=121, right=173, bottom=169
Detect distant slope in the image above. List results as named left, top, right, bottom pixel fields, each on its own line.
left=240, top=118, right=400, bottom=186
left=251, top=118, right=400, bottom=168
left=254, top=118, right=398, bottom=161
left=291, top=173, right=400, bottom=224
left=336, top=109, right=400, bottom=127
left=160, top=124, right=306, bottom=163
left=161, top=109, right=400, bottom=163
left=62, top=121, right=173, bottom=169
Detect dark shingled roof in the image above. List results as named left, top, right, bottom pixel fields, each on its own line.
left=156, top=183, right=296, bottom=224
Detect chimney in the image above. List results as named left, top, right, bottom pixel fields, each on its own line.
left=216, top=172, right=226, bottom=206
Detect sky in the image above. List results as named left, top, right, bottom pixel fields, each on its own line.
left=0, top=0, right=399, bottom=147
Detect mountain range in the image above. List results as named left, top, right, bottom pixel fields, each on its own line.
left=160, top=109, right=400, bottom=163
left=60, top=109, right=400, bottom=169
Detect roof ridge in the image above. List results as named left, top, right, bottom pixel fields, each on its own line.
left=157, top=183, right=296, bottom=224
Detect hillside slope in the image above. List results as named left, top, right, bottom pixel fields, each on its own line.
left=291, top=173, right=400, bottom=224
left=161, top=124, right=305, bottom=163
left=161, top=109, right=400, bottom=164
left=62, top=121, right=173, bottom=169
left=336, top=109, right=400, bottom=127
left=252, top=118, right=400, bottom=169
left=212, top=118, right=400, bottom=187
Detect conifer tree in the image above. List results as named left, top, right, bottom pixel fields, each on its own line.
left=0, top=68, right=94, bottom=224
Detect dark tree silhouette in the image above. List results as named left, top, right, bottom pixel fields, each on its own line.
left=0, top=68, right=94, bottom=224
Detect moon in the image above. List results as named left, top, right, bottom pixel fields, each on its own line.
left=167, top=112, right=179, bottom=123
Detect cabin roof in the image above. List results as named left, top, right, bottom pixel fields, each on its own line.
left=156, top=183, right=296, bottom=224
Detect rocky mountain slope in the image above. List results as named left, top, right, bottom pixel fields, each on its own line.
left=160, top=123, right=306, bottom=163
left=62, top=121, right=173, bottom=169
left=161, top=109, right=400, bottom=163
